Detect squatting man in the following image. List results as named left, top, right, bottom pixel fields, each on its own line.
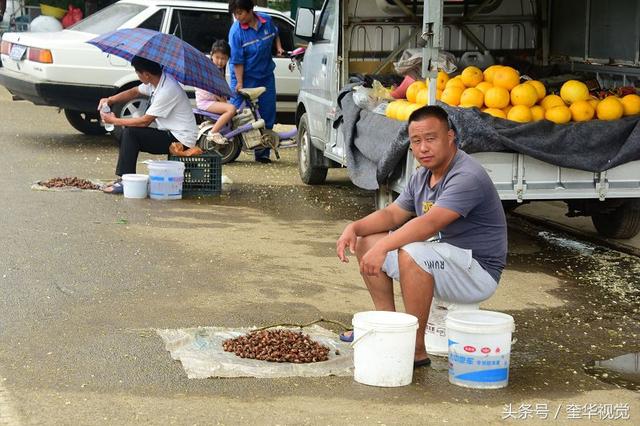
left=336, top=105, right=508, bottom=367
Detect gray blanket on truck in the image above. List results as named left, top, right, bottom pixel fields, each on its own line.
left=338, top=89, right=640, bottom=190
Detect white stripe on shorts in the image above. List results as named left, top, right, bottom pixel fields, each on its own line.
left=381, top=241, right=497, bottom=304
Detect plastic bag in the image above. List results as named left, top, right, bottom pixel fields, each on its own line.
left=371, top=80, right=394, bottom=101
left=372, top=102, right=389, bottom=116
left=352, top=85, right=376, bottom=110
left=62, top=5, right=83, bottom=29
left=393, top=48, right=458, bottom=76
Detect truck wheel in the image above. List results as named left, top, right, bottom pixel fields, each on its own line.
left=111, top=97, right=150, bottom=141
left=591, top=199, right=640, bottom=239
left=297, top=113, right=327, bottom=185
left=197, top=133, right=241, bottom=164
left=64, top=109, right=107, bottom=136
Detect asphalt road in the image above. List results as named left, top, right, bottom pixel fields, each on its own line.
left=0, top=87, right=638, bottom=425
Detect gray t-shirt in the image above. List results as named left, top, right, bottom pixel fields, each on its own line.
left=395, top=150, right=507, bottom=282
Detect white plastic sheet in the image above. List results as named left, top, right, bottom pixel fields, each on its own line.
left=157, top=325, right=354, bottom=379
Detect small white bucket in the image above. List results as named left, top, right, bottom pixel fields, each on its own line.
left=147, top=161, right=185, bottom=200
left=121, top=174, right=149, bottom=199
left=446, top=310, right=515, bottom=389
left=425, top=299, right=479, bottom=356
left=352, top=311, right=418, bottom=387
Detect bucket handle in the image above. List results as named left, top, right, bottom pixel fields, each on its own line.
left=350, top=329, right=375, bottom=348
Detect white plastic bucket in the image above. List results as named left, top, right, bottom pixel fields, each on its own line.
left=121, top=174, right=149, bottom=199
left=425, top=299, right=479, bottom=356
left=352, top=311, right=418, bottom=387
left=147, top=161, right=185, bottom=200
left=446, top=310, right=515, bottom=389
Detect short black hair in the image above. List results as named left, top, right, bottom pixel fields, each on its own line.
left=228, top=0, right=254, bottom=14
left=131, top=56, right=162, bottom=76
left=210, top=39, right=231, bottom=57
left=408, top=105, right=450, bottom=129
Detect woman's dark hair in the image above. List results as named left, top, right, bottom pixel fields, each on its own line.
left=131, top=56, right=162, bottom=76
left=210, top=39, right=231, bottom=57
left=228, top=0, right=254, bottom=14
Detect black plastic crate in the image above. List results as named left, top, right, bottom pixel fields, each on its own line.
left=168, top=152, right=222, bottom=196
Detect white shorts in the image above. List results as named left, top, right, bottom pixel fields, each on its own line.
left=382, top=242, right=497, bottom=304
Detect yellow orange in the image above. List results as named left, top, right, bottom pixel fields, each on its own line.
left=596, top=96, right=624, bottom=121
left=461, top=66, right=484, bottom=87
left=510, top=83, right=538, bottom=107
left=484, top=86, right=511, bottom=109
left=545, top=105, right=572, bottom=124
left=569, top=100, right=595, bottom=122
left=406, top=81, right=427, bottom=103
left=493, top=66, right=520, bottom=91
left=460, top=87, right=484, bottom=109
left=436, top=71, right=450, bottom=90
left=475, top=81, right=493, bottom=95
left=436, top=89, right=443, bottom=101
left=483, top=65, right=503, bottom=84
left=525, top=80, right=546, bottom=101
left=440, top=86, right=464, bottom=106
left=445, top=77, right=466, bottom=91
left=483, top=108, right=507, bottom=119
left=507, top=105, right=532, bottom=123
left=540, top=94, right=565, bottom=110
left=588, top=96, right=600, bottom=111
left=503, top=105, right=513, bottom=116
left=415, top=88, right=429, bottom=106
left=560, top=80, right=590, bottom=104
left=385, top=100, right=401, bottom=120
left=530, top=105, right=545, bottom=121
left=621, top=94, right=640, bottom=116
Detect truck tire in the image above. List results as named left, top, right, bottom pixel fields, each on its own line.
left=111, top=97, right=150, bottom=141
left=64, top=109, right=107, bottom=136
left=197, top=133, right=241, bottom=164
left=591, top=199, right=640, bottom=239
left=297, top=113, right=327, bottom=185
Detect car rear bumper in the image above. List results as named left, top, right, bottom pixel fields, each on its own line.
left=0, top=67, right=117, bottom=112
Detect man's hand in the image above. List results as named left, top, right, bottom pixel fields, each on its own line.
left=336, top=224, right=357, bottom=263
left=235, top=82, right=243, bottom=92
left=276, top=47, right=285, bottom=57
left=100, top=111, right=116, bottom=124
left=359, top=245, right=387, bottom=277
left=97, top=97, right=111, bottom=111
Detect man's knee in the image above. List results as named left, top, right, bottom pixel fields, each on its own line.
left=355, top=234, right=379, bottom=259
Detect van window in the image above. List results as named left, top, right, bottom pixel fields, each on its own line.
left=271, top=16, right=302, bottom=54
left=137, top=9, right=166, bottom=32
left=69, top=3, right=146, bottom=34
left=316, top=0, right=336, bottom=41
left=169, top=9, right=232, bottom=52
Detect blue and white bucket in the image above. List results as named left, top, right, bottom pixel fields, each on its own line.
left=446, top=310, right=515, bottom=389
left=147, top=161, right=185, bottom=200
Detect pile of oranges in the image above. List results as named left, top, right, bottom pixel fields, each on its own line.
left=385, top=65, right=640, bottom=124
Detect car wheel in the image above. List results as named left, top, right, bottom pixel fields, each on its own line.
left=197, top=133, right=241, bottom=164
left=297, top=113, right=327, bottom=185
left=591, top=199, right=640, bottom=239
left=111, top=97, right=150, bottom=141
left=64, top=109, right=107, bottom=136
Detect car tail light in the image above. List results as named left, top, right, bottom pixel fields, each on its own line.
left=28, top=47, right=53, bottom=63
left=0, top=40, right=12, bottom=55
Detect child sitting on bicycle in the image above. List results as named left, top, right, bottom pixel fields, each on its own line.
left=195, top=40, right=236, bottom=145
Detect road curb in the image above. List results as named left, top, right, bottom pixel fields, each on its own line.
left=510, top=211, right=640, bottom=258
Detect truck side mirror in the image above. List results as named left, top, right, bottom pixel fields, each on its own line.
left=295, top=7, right=315, bottom=41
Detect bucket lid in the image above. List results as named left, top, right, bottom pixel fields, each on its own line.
left=446, top=310, right=515, bottom=334
left=352, top=311, right=418, bottom=331
left=122, top=173, right=149, bottom=181
left=147, top=160, right=185, bottom=170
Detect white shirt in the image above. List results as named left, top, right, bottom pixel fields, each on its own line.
left=138, top=73, right=198, bottom=148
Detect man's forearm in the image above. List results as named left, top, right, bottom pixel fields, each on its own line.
left=234, top=64, right=244, bottom=88
left=107, top=87, right=140, bottom=105
left=351, top=209, right=400, bottom=237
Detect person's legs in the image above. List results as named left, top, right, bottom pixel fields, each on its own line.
left=254, top=74, right=277, bottom=162
left=397, top=248, right=434, bottom=363
left=355, top=233, right=396, bottom=311
left=115, top=127, right=174, bottom=176
left=207, top=102, right=236, bottom=135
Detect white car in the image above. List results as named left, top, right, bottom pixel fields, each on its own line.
left=0, top=0, right=301, bottom=136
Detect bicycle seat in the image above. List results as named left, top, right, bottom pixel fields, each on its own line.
left=238, top=87, right=266, bottom=101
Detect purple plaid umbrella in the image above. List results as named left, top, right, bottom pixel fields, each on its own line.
left=88, top=28, right=232, bottom=98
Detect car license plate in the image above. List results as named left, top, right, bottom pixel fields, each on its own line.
left=9, top=44, right=27, bottom=61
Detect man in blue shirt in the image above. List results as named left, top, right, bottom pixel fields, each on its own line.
left=228, top=0, right=284, bottom=164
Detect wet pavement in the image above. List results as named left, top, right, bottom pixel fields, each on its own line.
left=0, top=87, right=638, bottom=424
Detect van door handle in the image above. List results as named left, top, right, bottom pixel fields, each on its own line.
left=322, top=56, right=327, bottom=65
